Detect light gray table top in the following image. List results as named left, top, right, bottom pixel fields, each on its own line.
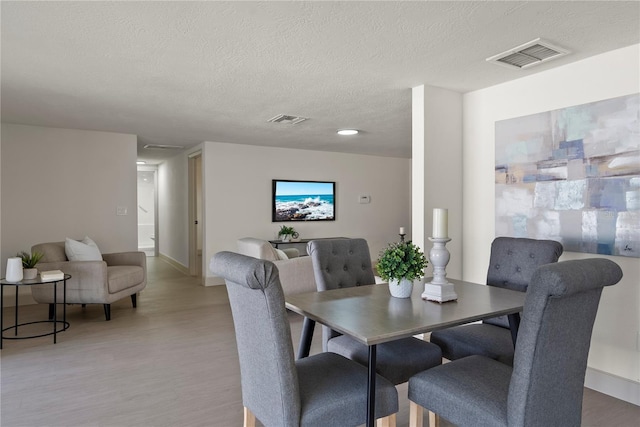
left=285, top=279, right=526, bottom=346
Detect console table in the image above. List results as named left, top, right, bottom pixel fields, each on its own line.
left=268, top=237, right=347, bottom=249
left=1, top=274, right=71, bottom=349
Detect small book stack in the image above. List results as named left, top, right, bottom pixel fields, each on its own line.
left=40, top=270, right=65, bottom=282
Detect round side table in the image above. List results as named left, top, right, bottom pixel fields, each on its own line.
left=0, top=274, right=71, bottom=349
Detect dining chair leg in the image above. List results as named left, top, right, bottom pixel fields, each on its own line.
left=376, top=413, right=396, bottom=427
left=243, top=406, right=256, bottom=427
left=409, top=401, right=423, bottom=427
left=428, top=411, right=439, bottom=427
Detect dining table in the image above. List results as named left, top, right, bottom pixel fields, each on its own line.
left=285, top=278, right=526, bottom=427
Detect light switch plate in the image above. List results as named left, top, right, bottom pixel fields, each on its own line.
left=359, top=195, right=371, bottom=204
left=116, top=206, right=128, bottom=216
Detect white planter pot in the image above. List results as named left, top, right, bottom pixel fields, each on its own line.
left=388, top=278, right=413, bottom=298
left=5, top=257, right=23, bottom=282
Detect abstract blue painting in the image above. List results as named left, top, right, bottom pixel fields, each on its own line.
left=495, top=93, right=640, bottom=257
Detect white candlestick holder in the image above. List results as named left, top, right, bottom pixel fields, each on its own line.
left=422, top=237, right=457, bottom=303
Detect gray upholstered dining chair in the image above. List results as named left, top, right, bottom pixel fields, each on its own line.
left=408, top=258, right=622, bottom=427
left=429, top=237, right=563, bottom=365
left=210, top=251, right=399, bottom=427
left=307, top=238, right=442, bottom=385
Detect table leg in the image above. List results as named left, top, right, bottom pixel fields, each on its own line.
left=53, top=281, right=57, bottom=344
left=63, top=278, right=67, bottom=330
left=508, top=313, right=521, bottom=347
left=297, top=317, right=315, bottom=359
left=14, top=285, right=19, bottom=336
left=366, top=344, right=377, bottom=427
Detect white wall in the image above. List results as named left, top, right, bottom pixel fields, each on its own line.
left=1, top=124, right=138, bottom=304
left=203, top=142, right=412, bottom=284
left=463, top=44, right=640, bottom=400
left=412, top=85, right=463, bottom=279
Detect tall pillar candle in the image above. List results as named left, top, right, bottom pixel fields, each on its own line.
left=433, top=208, right=448, bottom=238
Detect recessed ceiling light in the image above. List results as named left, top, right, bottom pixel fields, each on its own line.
left=337, top=129, right=358, bottom=136
left=136, top=161, right=146, bottom=164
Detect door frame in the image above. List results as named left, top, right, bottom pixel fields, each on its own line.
left=137, top=165, right=159, bottom=257
left=188, top=151, right=203, bottom=279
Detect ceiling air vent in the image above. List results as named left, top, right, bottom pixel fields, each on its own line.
left=267, top=114, right=309, bottom=125
left=143, top=144, right=185, bottom=150
left=486, top=38, right=569, bottom=70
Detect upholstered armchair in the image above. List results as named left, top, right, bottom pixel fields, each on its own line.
left=30, top=241, right=147, bottom=321
left=235, top=237, right=316, bottom=295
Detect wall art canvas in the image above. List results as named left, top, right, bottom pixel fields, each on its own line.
left=495, top=93, right=640, bottom=257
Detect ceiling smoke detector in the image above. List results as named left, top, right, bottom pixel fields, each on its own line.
left=267, top=114, right=309, bottom=125
left=486, top=38, right=569, bottom=70
left=143, top=144, right=185, bottom=150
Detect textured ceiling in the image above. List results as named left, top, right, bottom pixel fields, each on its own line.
left=2, top=1, right=639, bottom=162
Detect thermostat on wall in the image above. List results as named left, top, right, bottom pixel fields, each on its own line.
left=359, top=195, right=371, bottom=204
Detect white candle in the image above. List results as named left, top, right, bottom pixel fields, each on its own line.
left=399, top=227, right=405, bottom=235
left=433, top=208, right=448, bottom=238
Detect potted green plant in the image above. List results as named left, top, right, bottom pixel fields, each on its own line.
left=376, top=241, right=427, bottom=298
left=18, top=250, right=44, bottom=280
left=278, top=225, right=298, bottom=242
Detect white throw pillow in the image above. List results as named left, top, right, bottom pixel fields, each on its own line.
left=275, top=248, right=289, bottom=260
left=65, top=236, right=103, bottom=261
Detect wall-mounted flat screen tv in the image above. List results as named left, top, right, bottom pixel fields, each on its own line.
left=272, top=179, right=336, bottom=222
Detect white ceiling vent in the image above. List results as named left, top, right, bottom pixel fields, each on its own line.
left=143, top=144, right=185, bottom=150
left=486, top=38, right=569, bottom=70
left=267, top=114, right=309, bottom=125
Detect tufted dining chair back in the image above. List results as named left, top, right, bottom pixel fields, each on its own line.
left=307, top=238, right=376, bottom=350
left=308, top=238, right=376, bottom=291
left=486, top=237, right=564, bottom=292
left=483, top=237, right=563, bottom=329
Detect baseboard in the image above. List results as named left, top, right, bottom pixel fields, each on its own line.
left=584, top=367, right=640, bottom=406
left=204, top=276, right=225, bottom=287
left=158, top=253, right=189, bottom=275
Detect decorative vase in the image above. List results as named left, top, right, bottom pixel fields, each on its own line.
left=23, top=268, right=38, bottom=280
left=5, top=257, right=23, bottom=282
left=281, top=235, right=290, bottom=242
left=389, top=277, right=413, bottom=298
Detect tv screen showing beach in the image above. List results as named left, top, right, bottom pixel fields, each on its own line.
left=272, top=180, right=335, bottom=222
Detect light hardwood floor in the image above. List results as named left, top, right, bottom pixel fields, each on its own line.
left=1, top=257, right=638, bottom=427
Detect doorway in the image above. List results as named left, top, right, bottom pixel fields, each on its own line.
left=188, top=152, right=203, bottom=281
left=137, top=166, right=158, bottom=257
